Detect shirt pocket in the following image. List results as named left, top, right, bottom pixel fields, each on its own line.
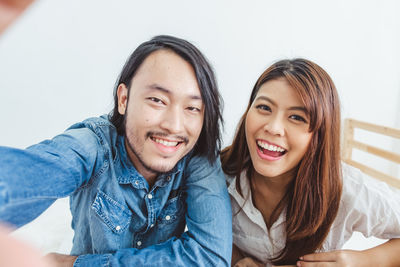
left=158, top=190, right=186, bottom=225
left=90, top=190, right=132, bottom=252
left=154, top=190, right=186, bottom=242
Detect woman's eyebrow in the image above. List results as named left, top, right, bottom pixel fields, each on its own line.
left=255, top=95, right=307, bottom=113
left=255, top=95, right=276, bottom=106
left=288, top=106, right=307, bottom=113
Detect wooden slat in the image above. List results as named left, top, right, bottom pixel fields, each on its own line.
left=348, top=118, right=400, bottom=139
left=349, top=140, right=400, bottom=164
left=344, top=159, right=400, bottom=189
left=342, top=119, right=354, bottom=162
left=343, top=118, right=400, bottom=189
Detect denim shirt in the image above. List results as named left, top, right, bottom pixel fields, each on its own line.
left=0, top=116, right=232, bottom=267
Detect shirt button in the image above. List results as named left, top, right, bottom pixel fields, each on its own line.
left=115, top=225, right=121, bottom=231
left=150, top=224, right=154, bottom=228
left=147, top=193, right=153, bottom=199
left=137, top=241, right=142, bottom=246
left=134, top=181, right=139, bottom=185
left=165, top=215, right=171, bottom=221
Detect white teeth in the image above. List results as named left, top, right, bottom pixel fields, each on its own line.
left=257, top=140, right=285, bottom=152
left=154, top=138, right=178, bottom=147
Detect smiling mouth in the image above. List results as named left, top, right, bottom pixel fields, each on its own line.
left=150, top=136, right=183, bottom=147
left=256, top=140, right=287, bottom=157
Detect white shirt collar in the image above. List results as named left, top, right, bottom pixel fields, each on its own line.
left=227, top=171, right=287, bottom=233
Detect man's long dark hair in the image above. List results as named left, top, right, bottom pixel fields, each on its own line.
left=109, top=35, right=223, bottom=163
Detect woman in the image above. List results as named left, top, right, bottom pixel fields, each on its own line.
left=221, top=58, right=400, bottom=266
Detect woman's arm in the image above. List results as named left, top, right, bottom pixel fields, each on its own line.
left=232, top=244, right=245, bottom=265
left=298, top=238, right=400, bottom=266
left=232, top=244, right=267, bottom=267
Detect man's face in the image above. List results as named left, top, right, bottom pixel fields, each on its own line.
left=117, top=49, right=204, bottom=180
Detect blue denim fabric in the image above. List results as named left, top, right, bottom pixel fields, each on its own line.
left=0, top=116, right=232, bottom=266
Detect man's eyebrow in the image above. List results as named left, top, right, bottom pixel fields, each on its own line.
left=190, top=94, right=202, bottom=101
left=255, top=95, right=307, bottom=113
left=148, top=84, right=170, bottom=94
left=148, top=83, right=202, bottom=101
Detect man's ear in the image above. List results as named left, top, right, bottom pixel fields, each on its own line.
left=117, top=84, right=128, bottom=115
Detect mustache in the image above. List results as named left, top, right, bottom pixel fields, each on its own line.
left=146, top=131, right=189, bottom=145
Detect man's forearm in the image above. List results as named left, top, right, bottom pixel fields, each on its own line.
left=69, top=235, right=228, bottom=267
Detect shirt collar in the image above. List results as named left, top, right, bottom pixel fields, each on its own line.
left=228, top=171, right=287, bottom=231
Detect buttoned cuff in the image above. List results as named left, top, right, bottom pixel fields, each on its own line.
left=73, top=253, right=111, bottom=267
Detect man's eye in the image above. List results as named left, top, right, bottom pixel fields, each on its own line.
left=187, top=106, right=201, bottom=112
left=255, top=104, right=271, bottom=112
left=148, top=97, right=163, bottom=104
left=290, top=114, right=307, bottom=123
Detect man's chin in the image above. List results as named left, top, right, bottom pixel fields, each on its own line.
left=148, top=163, right=176, bottom=174
left=141, top=157, right=177, bottom=174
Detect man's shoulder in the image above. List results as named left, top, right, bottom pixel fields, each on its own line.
left=67, top=115, right=117, bottom=138
left=67, top=115, right=114, bottom=131
left=184, top=154, right=220, bottom=169
left=182, top=154, right=224, bottom=183
left=60, top=115, right=119, bottom=152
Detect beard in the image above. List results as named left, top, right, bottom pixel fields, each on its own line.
left=122, top=108, right=190, bottom=177
left=123, top=113, right=178, bottom=176
left=125, top=132, right=173, bottom=176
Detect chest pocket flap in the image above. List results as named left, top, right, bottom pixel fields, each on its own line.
left=157, top=189, right=186, bottom=225
left=91, top=190, right=132, bottom=234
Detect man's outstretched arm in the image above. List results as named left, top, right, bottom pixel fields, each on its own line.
left=0, top=128, right=99, bottom=227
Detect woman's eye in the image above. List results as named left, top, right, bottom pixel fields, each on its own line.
left=290, top=114, right=307, bottom=123
left=256, top=104, right=271, bottom=112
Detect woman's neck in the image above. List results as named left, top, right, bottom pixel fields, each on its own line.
left=250, top=168, right=296, bottom=228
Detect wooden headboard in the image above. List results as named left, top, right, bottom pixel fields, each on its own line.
left=342, top=118, right=400, bottom=189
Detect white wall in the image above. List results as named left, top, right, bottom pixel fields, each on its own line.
left=1, top=0, right=398, bottom=254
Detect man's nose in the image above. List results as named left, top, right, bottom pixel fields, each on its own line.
left=160, top=107, right=184, bottom=134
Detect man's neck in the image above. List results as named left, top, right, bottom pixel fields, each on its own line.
left=123, top=138, right=158, bottom=188
left=143, top=173, right=158, bottom=189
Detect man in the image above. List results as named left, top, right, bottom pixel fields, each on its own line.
left=0, top=35, right=232, bottom=266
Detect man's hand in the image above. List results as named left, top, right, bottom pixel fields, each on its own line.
left=0, top=224, right=53, bottom=267
left=297, top=250, right=365, bottom=266
left=44, top=253, right=77, bottom=267
left=234, top=256, right=265, bottom=267
left=0, top=0, right=35, bottom=34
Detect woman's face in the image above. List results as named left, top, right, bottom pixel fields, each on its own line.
left=245, top=78, right=313, bottom=180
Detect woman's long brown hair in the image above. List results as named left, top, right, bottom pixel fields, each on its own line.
left=221, top=59, right=342, bottom=265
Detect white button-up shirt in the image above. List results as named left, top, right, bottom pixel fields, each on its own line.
left=228, top=163, right=400, bottom=266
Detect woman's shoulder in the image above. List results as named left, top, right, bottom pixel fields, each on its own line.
left=339, top=162, right=400, bottom=227
left=332, top=162, right=400, bottom=242
left=341, top=162, right=399, bottom=202
left=225, top=172, right=235, bottom=187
